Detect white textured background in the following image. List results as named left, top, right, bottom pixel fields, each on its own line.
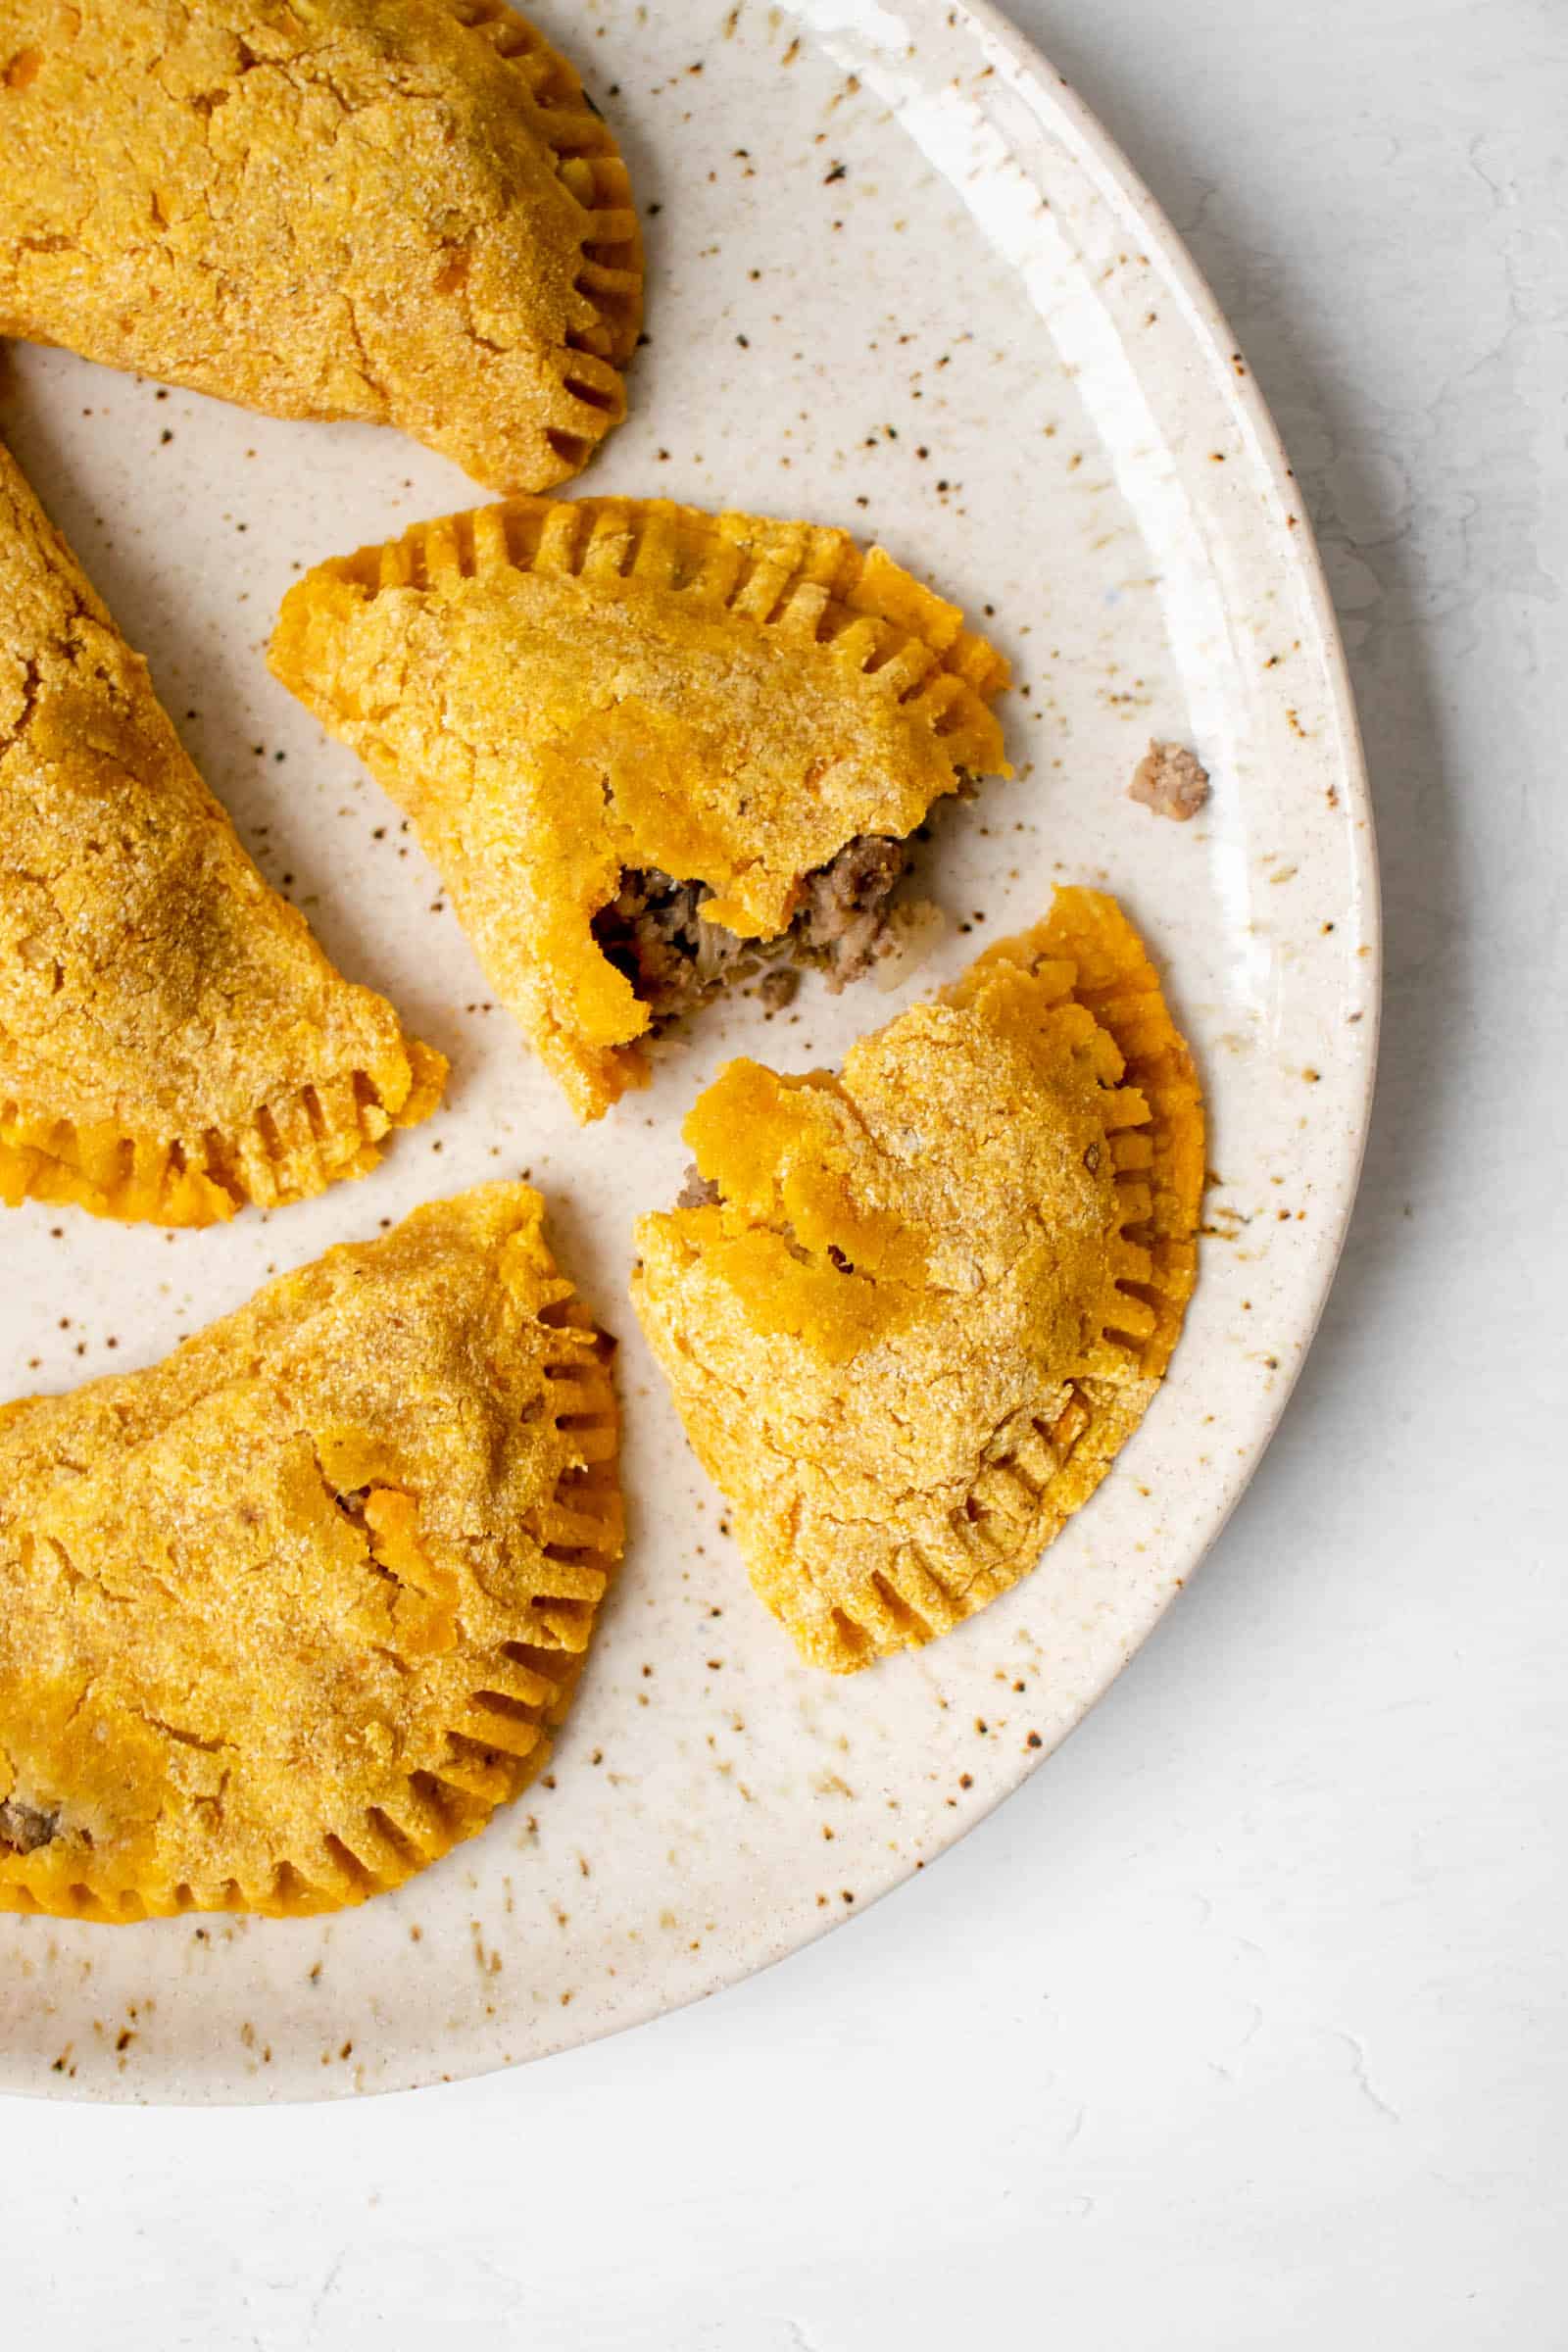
left=9, top=0, right=1564, bottom=2341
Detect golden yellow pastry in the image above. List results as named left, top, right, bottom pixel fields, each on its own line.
left=0, top=1184, right=621, bottom=1921
left=0, top=0, right=641, bottom=492
left=632, top=890, right=1203, bottom=1672
left=270, top=495, right=1011, bottom=1120
left=0, top=437, right=443, bottom=1223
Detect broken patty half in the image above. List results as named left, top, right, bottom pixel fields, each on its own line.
left=270, top=496, right=1011, bottom=1120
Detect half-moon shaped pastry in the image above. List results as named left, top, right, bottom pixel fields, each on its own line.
left=632, top=890, right=1203, bottom=1673
left=0, top=438, right=443, bottom=1223
left=270, top=496, right=1010, bottom=1121
left=0, top=0, right=641, bottom=492
left=0, top=1184, right=621, bottom=1920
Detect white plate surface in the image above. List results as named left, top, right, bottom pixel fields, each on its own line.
left=0, top=0, right=1377, bottom=2101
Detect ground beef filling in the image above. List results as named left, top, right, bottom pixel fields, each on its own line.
left=591, top=834, right=914, bottom=1027
left=672, top=1170, right=859, bottom=1261
left=0, top=1798, right=59, bottom=1854
left=1129, top=738, right=1210, bottom=821
left=674, top=1166, right=721, bottom=1210
left=757, top=967, right=800, bottom=1013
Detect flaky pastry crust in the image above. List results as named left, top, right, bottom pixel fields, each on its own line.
left=632, top=890, right=1203, bottom=1672
left=0, top=0, right=642, bottom=490
left=0, top=439, right=443, bottom=1223
left=270, top=495, right=1010, bottom=1119
left=0, top=1185, right=622, bottom=1920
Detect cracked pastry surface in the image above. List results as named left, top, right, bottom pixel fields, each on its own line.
left=0, top=1184, right=622, bottom=1921
left=270, top=495, right=1010, bottom=1120
left=632, top=889, right=1203, bottom=1673
left=0, top=437, right=443, bottom=1224
left=0, top=0, right=641, bottom=491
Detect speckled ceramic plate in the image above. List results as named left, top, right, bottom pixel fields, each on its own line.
left=0, top=0, right=1376, bottom=2102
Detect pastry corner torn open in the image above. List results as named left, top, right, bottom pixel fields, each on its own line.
left=269, top=495, right=1011, bottom=1121
left=632, top=888, right=1202, bottom=1672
